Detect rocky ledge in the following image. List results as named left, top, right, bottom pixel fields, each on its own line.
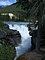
left=16, top=51, right=45, bottom=60
left=0, top=29, right=21, bottom=46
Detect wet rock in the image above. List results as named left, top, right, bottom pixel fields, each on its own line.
left=0, top=22, right=9, bottom=29
left=27, top=24, right=31, bottom=31
left=4, top=24, right=9, bottom=29
left=27, top=24, right=35, bottom=50
left=0, top=29, right=21, bottom=46
left=0, top=29, right=6, bottom=38
left=29, top=28, right=38, bottom=50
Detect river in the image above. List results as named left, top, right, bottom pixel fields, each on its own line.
left=4, top=22, right=32, bottom=58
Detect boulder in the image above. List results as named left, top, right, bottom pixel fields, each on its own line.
left=0, top=22, right=9, bottom=29
left=4, top=24, right=9, bottom=29
left=0, top=29, right=21, bottom=46
left=0, top=29, right=6, bottom=38
left=16, top=51, right=44, bottom=60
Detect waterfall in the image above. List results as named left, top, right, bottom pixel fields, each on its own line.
left=8, top=24, right=32, bottom=57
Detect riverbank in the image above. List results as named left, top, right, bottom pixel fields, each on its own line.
left=0, top=22, right=45, bottom=60
left=0, top=22, right=22, bottom=60
left=16, top=50, right=45, bottom=60
left=0, top=29, right=21, bottom=46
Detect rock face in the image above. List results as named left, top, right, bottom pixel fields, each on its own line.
left=16, top=51, right=45, bottom=60
left=0, top=29, right=21, bottom=46
left=0, top=22, right=9, bottom=29
left=4, top=24, right=9, bottom=29
left=27, top=24, right=38, bottom=50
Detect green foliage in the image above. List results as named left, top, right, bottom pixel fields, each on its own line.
left=16, top=0, right=36, bottom=18
left=0, top=44, right=16, bottom=60
left=0, top=3, right=23, bottom=15
left=0, top=2, right=33, bottom=22
left=0, top=22, right=16, bottom=60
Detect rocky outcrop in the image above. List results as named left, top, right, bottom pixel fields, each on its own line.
left=4, top=24, right=9, bottom=29
left=0, top=29, right=21, bottom=46
left=27, top=24, right=37, bottom=50
left=16, top=51, right=45, bottom=60
left=0, top=22, right=9, bottom=29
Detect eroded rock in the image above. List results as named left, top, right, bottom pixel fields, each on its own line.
left=0, top=29, right=21, bottom=46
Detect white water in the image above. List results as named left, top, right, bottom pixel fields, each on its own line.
left=8, top=24, right=32, bottom=57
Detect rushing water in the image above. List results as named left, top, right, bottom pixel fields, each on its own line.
left=4, top=22, right=32, bottom=57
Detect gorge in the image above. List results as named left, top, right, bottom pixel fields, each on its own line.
left=4, top=22, right=32, bottom=57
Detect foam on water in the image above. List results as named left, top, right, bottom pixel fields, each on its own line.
left=8, top=24, right=32, bottom=56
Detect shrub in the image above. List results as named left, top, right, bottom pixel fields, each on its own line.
left=0, top=43, right=16, bottom=60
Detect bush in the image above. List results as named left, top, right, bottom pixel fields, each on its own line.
left=0, top=43, right=16, bottom=60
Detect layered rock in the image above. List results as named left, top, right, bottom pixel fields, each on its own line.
left=0, top=29, right=21, bottom=46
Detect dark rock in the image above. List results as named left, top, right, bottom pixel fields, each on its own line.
left=16, top=51, right=44, bottom=60
left=0, top=30, right=6, bottom=38
left=0, top=22, right=9, bottom=29
left=27, top=24, right=31, bottom=31
left=29, top=30, right=37, bottom=50
left=4, top=24, right=9, bottom=29
left=0, top=29, right=21, bottom=46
